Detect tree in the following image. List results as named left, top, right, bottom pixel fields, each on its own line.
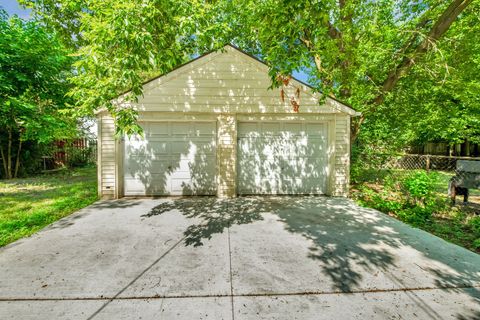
left=0, top=11, right=74, bottom=178
left=353, top=3, right=480, bottom=154
left=214, top=0, right=476, bottom=141
left=23, top=0, right=478, bottom=143
left=21, top=0, right=219, bottom=135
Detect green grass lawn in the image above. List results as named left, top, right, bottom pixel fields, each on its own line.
left=0, top=167, right=98, bottom=247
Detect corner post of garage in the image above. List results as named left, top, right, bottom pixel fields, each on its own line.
left=216, top=114, right=237, bottom=198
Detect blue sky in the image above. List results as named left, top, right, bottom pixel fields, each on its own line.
left=1, top=0, right=31, bottom=19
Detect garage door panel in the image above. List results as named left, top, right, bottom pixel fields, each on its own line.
left=305, top=123, right=327, bottom=135
left=171, top=177, right=216, bottom=195
left=261, top=122, right=281, bottom=135
left=184, top=140, right=216, bottom=155
left=125, top=140, right=170, bottom=156
left=145, top=142, right=170, bottom=156
left=170, top=140, right=216, bottom=157
left=195, top=141, right=216, bottom=154
left=171, top=156, right=216, bottom=172
left=124, top=122, right=216, bottom=196
left=172, top=122, right=193, bottom=136
left=238, top=122, right=259, bottom=137
left=126, top=158, right=170, bottom=177
left=124, top=174, right=169, bottom=195
left=147, top=124, right=169, bottom=136
left=282, top=122, right=303, bottom=133
left=195, top=122, right=216, bottom=136
left=238, top=141, right=328, bottom=161
left=238, top=122, right=328, bottom=195
left=170, top=141, right=192, bottom=155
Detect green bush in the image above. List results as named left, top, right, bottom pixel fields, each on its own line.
left=397, top=206, right=433, bottom=225
left=65, top=145, right=95, bottom=168
left=402, top=171, right=438, bottom=205
left=473, top=239, right=480, bottom=250
left=468, top=216, right=480, bottom=233
left=353, top=170, right=446, bottom=225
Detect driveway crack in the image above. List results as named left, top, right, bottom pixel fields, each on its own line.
left=2, top=284, right=479, bottom=302
left=227, top=215, right=235, bottom=320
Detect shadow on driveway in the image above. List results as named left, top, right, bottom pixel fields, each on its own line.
left=142, top=195, right=480, bottom=319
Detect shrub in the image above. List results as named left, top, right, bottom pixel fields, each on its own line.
left=468, top=216, right=480, bottom=234
left=397, top=206, right=433, bottom=225
left=473, top=239, right=480, bottom=250
left=402, top=171, right=438, bottom=205
left=65, top=145, right=95, bottom=168
left=353, top=169, right=447, bottom=225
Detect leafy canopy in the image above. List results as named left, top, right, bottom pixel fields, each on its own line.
left=0, top=10, right=74, bottom=143
left=22, top=0, right=223, bottom=134
left=22, top=0, right=480, bottom=148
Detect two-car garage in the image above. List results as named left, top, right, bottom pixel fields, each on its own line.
left=123, top=120, right=330, bottom=196
left=97, top=45, right=357, bottom=199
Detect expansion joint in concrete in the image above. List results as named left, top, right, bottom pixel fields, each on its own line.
left=2, top=284, right=479, bottom=302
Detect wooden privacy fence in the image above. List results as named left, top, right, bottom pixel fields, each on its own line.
left=52, top=138, right=97, bottom=167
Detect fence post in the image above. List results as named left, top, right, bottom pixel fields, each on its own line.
left=426, top=155, right=431, bottom=172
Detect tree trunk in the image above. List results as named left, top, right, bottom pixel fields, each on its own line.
left=350, top=115, right=365, bottom=144
left=351, top=0, right=473, bottom=142
left=0, top=145, right=7, bottom=178
left=6, top=129, right=12, bottom=179
left=14, top=139, right=22, bottom=178
left=373, top=0, right=473, bottom=106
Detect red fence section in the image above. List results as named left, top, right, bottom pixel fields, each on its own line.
left=53, top=138, right=96, bottom=166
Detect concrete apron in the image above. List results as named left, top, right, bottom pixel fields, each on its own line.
left=0, top=197, right=479, bottom=320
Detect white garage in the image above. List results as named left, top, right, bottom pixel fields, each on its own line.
left=96, top=45, right=359, bottom=199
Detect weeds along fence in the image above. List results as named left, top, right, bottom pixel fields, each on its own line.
left=352, top=153, right=480, bottom=205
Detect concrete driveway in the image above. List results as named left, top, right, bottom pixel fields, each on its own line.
left=0, top=197, right=479, bottom=320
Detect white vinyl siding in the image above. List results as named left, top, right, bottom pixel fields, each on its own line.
left=98, top=115, right=116, bottom=198
left=333, top=115, right=351, bottom=196
left=119, top=47, right=341, bottom=114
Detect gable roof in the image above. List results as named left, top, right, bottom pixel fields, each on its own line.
left=223, top=45, right=359, bottom=115
left=112, top=44, right=360, bottom=116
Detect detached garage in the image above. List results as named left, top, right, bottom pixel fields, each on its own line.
left=97, top=45, right=359, bottom=199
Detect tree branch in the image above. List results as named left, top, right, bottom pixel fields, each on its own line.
left=300, top=29, right=324, bottom=73
left=373, top=0, right=473, bottom=105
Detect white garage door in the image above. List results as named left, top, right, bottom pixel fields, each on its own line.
left=237, top=122, right=328, bottom=195
left=124, top=121, right=216, bottom=196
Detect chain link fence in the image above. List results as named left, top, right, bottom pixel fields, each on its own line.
left=352, top=153, right=480, bottom=206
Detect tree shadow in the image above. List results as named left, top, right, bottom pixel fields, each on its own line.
left=237, top=122, right=330, bottom=195
left=143, top=195, right=480, bottom=305
left=270, top=197, right=397, bottom=292
left=143, top=197, right=277, bottom=246
left=456, top=308, right=480, bottom=320
left=124, top=121, right=216, bottom=196
left=90, top=199, right=143, bottom=209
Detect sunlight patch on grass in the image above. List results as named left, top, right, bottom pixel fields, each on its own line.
left=0, top=167, right=98, bottom=247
